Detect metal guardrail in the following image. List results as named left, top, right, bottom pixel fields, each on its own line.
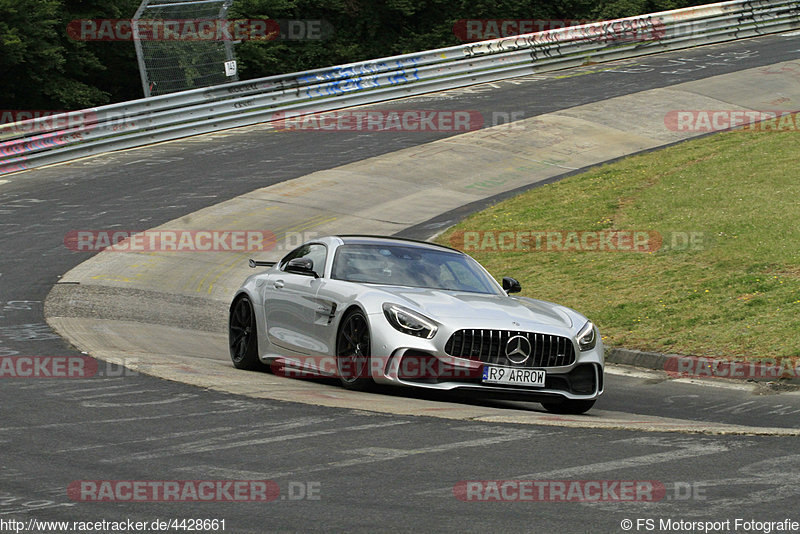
left=2, top=0, right=799, bottom=176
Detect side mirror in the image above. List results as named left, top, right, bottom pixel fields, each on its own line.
left=502, top=276, right=521, bottom=294
left=285, top=257, right=318, bottom=277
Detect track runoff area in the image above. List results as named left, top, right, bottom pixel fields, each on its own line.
left=2, top=31, right=800, bottom=532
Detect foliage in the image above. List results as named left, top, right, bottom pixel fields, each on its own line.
left=2, top=0, right=709, bottom=110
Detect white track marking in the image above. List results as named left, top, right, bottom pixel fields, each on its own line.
left=174, top=465, right=273, bottom=479
left=416, top=436, right=745, bottom=496
left=117, top=420, right=411, bottom=461
left=517, top=439, right=736, bottom=480
left=54, top=426, right=237, bottom=453
left=576, top=453, right=800, bottom=514
left=81, top=392, right=197, bottom=407
left=264, top=430, right=563, bottom=479
left=63, top=389, right=162, bottom=401
left=0, top=503, right=77, bottom=515
left=0, top=408, right=252, bottom=432
left=176, top=430, right=563, bottom=480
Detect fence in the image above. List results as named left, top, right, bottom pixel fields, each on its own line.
left=132, top=0, right=238, bottom=97
left=1, top=0, right=798, bottom=176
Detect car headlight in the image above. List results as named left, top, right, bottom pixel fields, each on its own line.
left=382, top=303, right=438, bottom=339
left=577, top=321, right=596, bottom=351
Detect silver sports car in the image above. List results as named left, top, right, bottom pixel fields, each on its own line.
left=229, top=235, right=604, bottom=414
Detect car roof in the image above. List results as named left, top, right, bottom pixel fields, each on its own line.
left=334, top=235, right=462, bottom=254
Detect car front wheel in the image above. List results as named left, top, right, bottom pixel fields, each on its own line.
left=336, top=309, right=373, bottom=391
left=229, top=296, right=265, bottom=371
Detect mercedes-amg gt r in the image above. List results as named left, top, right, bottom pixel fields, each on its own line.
left=229, top=235, right=603, bottom=414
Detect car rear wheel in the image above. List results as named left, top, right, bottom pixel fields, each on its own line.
left=336, top=309, right=373, bottom=391
left=541, top=399, right=596, bottom=415
left=229, top=296, right=265, bottom=371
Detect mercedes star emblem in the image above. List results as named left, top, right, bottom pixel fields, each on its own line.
left=505, top=335, right=531, bottom=364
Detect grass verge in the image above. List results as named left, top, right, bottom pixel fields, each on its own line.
left=437, top=129, right=800, bottom=360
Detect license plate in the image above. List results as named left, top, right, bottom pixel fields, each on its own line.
left=482, top=366, right=545, bottom=387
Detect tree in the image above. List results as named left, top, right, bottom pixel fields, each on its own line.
left=0, top=0, right=712, bottom=108
left=0, top=0, right=140, bottom=111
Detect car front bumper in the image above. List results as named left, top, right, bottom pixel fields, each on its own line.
left=367, top=313, right=605, bottom=401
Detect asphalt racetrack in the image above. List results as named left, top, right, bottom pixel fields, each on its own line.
left=2, top=34, right=800, bottom=532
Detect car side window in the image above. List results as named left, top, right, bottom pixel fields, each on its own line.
left=278, top=243, right=327, bottom=277
left=442, top=259, right=492, bottom=293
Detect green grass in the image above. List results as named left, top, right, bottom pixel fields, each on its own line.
left=437, top=130, right=800, bottom=360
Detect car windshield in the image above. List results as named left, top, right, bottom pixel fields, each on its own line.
left=331, top=243, right=502, bottom=294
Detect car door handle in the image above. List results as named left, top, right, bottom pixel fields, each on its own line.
left=273, top=280, right=284, bottom=289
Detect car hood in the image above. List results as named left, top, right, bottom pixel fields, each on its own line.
left=376, top=286, right=573, bottom=329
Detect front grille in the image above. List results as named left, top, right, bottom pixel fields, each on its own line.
left=444, top=329, right=575, bottom=367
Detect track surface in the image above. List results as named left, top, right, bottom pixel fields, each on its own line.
left=3, top=35, right=800, bottom=532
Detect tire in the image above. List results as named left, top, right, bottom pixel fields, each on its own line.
left=335, top=309, right=373, bottom=391
left=541, top=399, right=596, bottom=415
left=229, top=296, right=266, bottom=371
